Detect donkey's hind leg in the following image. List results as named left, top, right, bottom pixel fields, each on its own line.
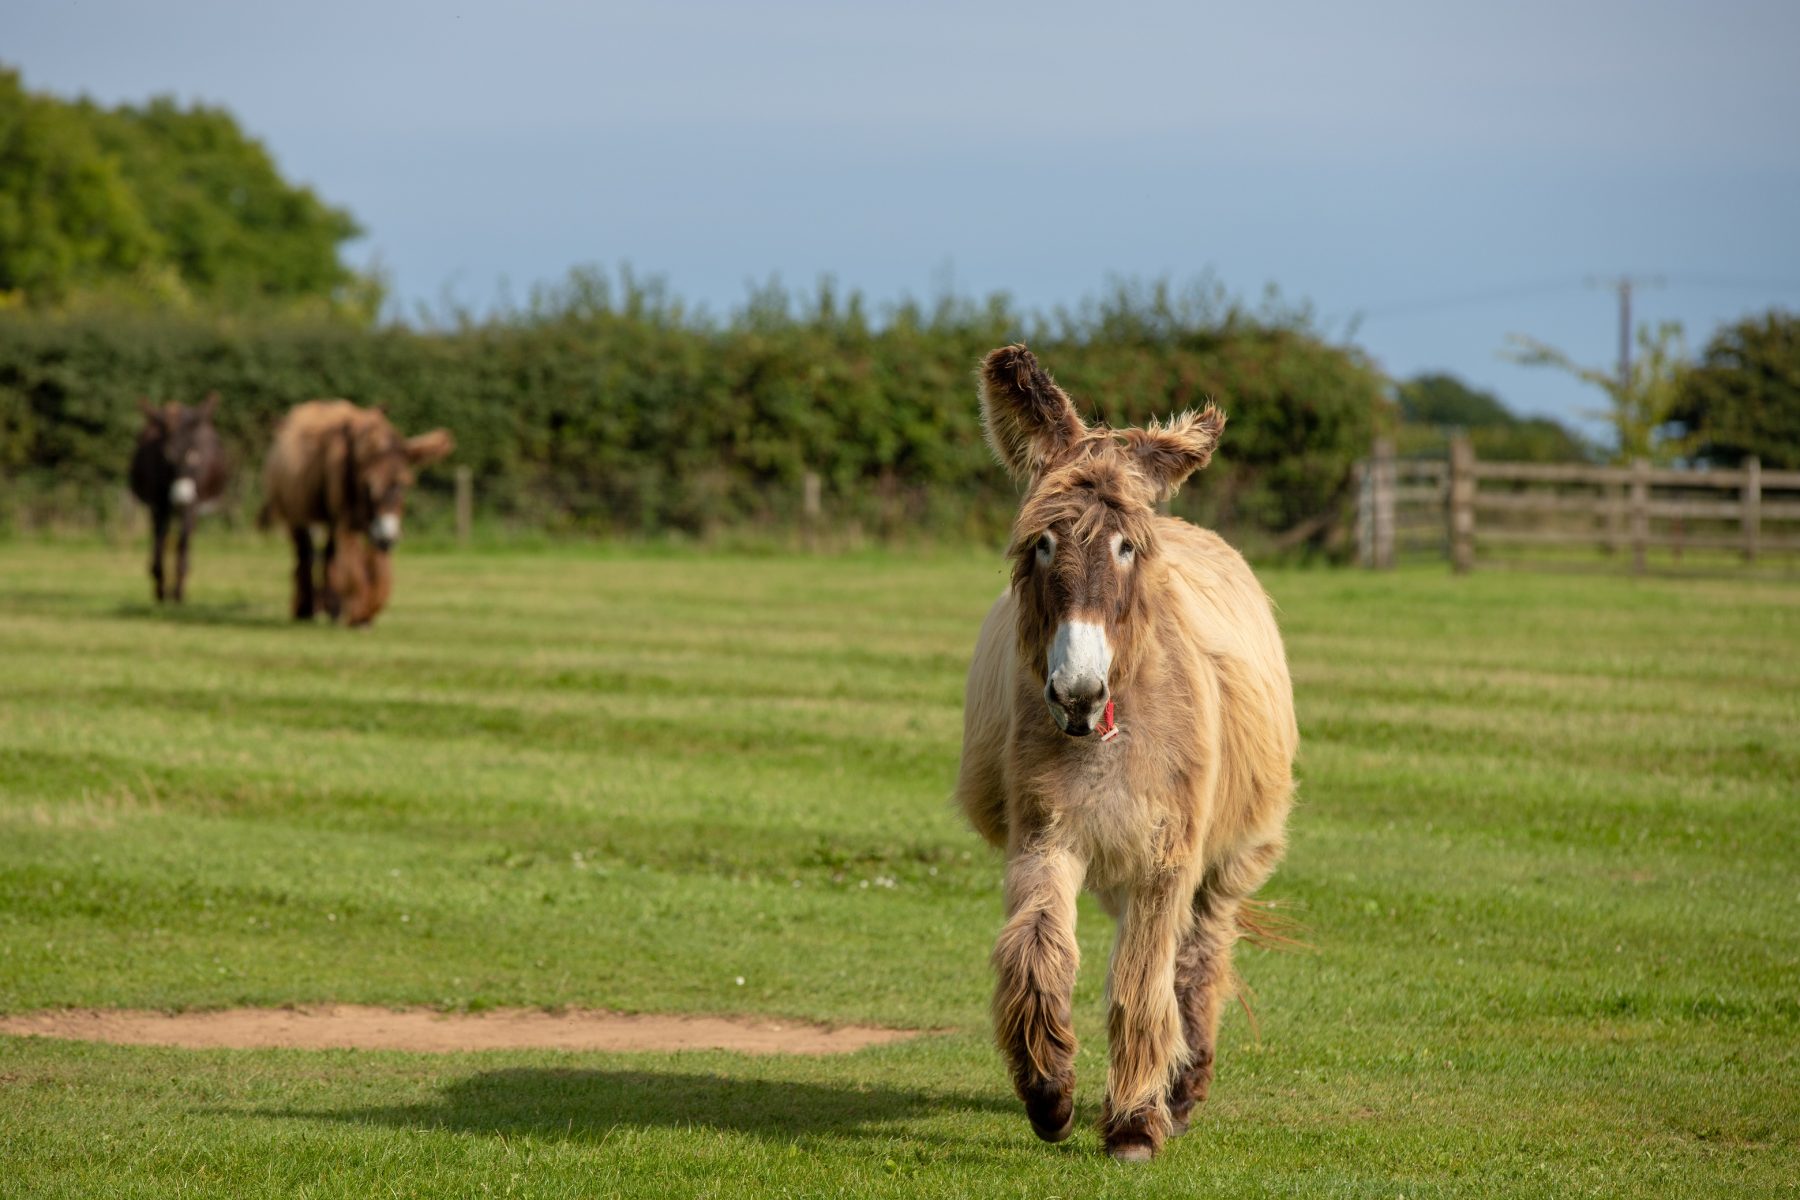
left=1168, top=890, right=1237, bottom=1135
left=992, top=844, right=1083, bottom=1144
left=1168, top=838, right=1286, bottom=1136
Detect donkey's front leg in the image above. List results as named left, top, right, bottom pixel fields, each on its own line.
left=290, top=526, right=318, bottom=619
left=1101, top=875, right=1194, bottom=1161
left=149, top=507, right=170, bottom=602
left=171, top=508, right=196, bottom=603
left=992, top=843, right=1084, bottom=1143
left=319, top=530, right=343, bottom=620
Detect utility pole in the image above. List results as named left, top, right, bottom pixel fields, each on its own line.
left=1587, top=275, right=1665, bottom=388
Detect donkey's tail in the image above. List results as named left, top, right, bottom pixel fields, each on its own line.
left=1234, top=896, right=1310, bottom=953
left=1228, top=898, right=1309, bottom=1045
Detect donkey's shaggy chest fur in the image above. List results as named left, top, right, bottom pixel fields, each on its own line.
left=1037, top=724, right=1164, bottom=891
left=970, top=522, right=1290, bottom=892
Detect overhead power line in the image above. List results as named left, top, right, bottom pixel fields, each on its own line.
left=1355, top=278, right=1586, bottom=321
left=1355, top=272, right=1800, bottom=327
left=1661, top=273, right=1800, bottom=293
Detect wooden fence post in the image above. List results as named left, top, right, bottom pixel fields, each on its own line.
left=454, top=466, right=473, bottom=546
left=1743, top=455, right=1761, bottom=562
left=1448, top=434, right=1475, bottom=574
left=1371, top=437, right=1395, bottom=569
left=1353, top=460, right=1371, bottom=567
left=1604, top=479, right=1624, bottom=554
left=1629, top=457, right=1650, bottom=574
left=801, top=470, right=822, bottom=551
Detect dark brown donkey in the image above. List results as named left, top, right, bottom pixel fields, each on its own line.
left=260, top=400, right=454, bottom=626
left=128, top=394, right=230, bottom=603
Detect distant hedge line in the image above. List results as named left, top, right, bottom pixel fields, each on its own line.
left=0, top=277, right=1384, bottom=549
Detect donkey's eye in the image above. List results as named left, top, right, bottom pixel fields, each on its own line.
left=1119, top=540, right=1134, bottom=557
left=1035, top=533, right=1055, bottom=562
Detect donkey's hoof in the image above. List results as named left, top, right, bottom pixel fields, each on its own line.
left=1024, top=1084, right=1074, bottom=1143
left=1102, top=1107, right=1165, bottom=1161
left=1106, top=1139, right=1156, bottom=1163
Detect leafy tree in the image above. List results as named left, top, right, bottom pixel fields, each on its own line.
left=1394, top=371, right=1592, bottom=462
left=0, top=68, right=161, bottom=297
left=82, top=95, right=362, bottom=302
left=1397, top=372, right=1513, bottom=427
left=1671, top=310, right=1800, bottom=469
left=0, top=67, right=365, bottom=308
left=1504, top=322, right=1689, bottom=464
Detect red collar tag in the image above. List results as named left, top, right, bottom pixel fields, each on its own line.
left=1097, top=699, right=1119, bottom=742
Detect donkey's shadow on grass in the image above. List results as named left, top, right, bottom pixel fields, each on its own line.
left=0, top=587, right=282, bottom=628
left=110, top=598, right=285, bottom=628
left=270, top=1067, right=1021, bottom=1147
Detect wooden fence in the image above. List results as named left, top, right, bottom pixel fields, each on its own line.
left=1356, top=436, right=1800, bottom=573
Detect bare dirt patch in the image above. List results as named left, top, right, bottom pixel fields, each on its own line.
left=0, top=1006, right=918, bottom=1056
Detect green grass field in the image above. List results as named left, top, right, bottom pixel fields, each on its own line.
left=1, top=540, right=1795, bottom=1198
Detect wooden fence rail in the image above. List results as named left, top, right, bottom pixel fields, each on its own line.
left=1357, top=436, right=1800, bottom=573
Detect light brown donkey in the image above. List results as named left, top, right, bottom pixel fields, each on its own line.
left=956, top=345, right=1297, bottom=1162
left=260, top=400, right=453, bottom=626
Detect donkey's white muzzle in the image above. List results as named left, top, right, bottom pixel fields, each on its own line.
left=1045, top=620, right=1112, bottom=737
left=371, top=512, right=401, bottom=550
left=169, top=478, right=198, bottom=507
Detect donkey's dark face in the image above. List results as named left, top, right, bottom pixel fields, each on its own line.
left=142, top=395, right=221, bottom=509
left=980, top=344, right=1223, bottom=738
left=1011, top=451, right=1159, bottom=736
left=355, top=435, right=415, bottom=551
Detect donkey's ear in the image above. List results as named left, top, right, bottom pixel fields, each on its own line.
left=137, top=396, right=163, bottom=425
left=405, top=429, right=455, bottom=467
left=198, top=391, right=220, bottom=419
left=978, top=344, right=1085, bottom=482
left=1123, top=405, right=1225, bottom=501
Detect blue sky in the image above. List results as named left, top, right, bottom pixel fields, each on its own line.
left=12, top=0, right=1800, bottom=438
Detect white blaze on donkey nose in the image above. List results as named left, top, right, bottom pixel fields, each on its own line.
left=169, top=478, right=197, bottom=507
left=373, top=513, right=401, bottom=544
left=1049, top=620, right=1112, bottom=684
left=1046, top=620, right=1112, bottom=729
